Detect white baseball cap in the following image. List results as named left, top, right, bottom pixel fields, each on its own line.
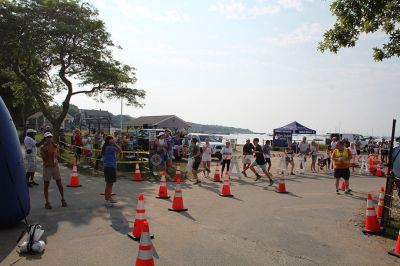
left=26, top=129, right=37, bottom=134
left=44, top=132, right=53, bottom=138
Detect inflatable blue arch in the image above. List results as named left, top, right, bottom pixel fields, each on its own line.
left=0, top=96, right=30, bottom=226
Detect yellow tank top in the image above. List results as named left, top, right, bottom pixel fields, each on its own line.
left=333, top=148, right=351, bottom=169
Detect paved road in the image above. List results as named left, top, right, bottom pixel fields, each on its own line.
left=1, top=163, right=398, bottom=266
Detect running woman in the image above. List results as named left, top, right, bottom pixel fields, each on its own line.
left=285, top=141, right=295, bottom=175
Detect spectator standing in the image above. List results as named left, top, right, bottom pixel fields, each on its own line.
left=24, top=129, right=39, bottom=187
left=381, top=139, right=389, bottom=164
left=74, top=129, right=83, bottom=164
left=40, top=132, right=67, bottom=209
left=332, top=141, right=352, bottom=194
left=201, top=138, right=212, bottom=177
left=285, top=141, right=295, bottom=175
left=330, top=137, right=338, bottom=150
left=355, top=138, right=362, bottom=155
left=102, top=136, right=122, bottom=207
left=155, top=132, right=167, bottom=170
left=221, top=141, right=233, bottom=175
left=165, top=129, right=174, bottom=174
left=310, top=140, right=319, bottom=173
left=298, top=137, right=310, bottom=171
left=241, top=139, right=254, bottom=177
left=349, top=142, right=358, bottom=172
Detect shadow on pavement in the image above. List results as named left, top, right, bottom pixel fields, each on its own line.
left=176, top=211, right=197, bottom=222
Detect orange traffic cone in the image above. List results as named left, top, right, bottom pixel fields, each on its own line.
left=133, top=163, right=142, bottom=182
left=219, top=172, right=233, bottom=197
left=156, top=171, right=170, bottom=199
left=340, top=180, right=347, bottom=191
left=376, top=187, right=385, bottom=219
left=168, top=179, right=188, bottom=212
left=174, top=163, right=181, bottom=182
left=128, top=193, right=154, bottom=241
left=362, top=193, right=383, bottom=234
left=213, top=164, right=222, bottom=182
left=67, top=162, right=82, bottom=187
left=276, top=170, right=288, bottom=193
left=135, top=221, right=155, bottom=266
left=388, top=231, right=400, bottom=258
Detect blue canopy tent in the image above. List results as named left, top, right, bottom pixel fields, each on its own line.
left=273, top=121, right=316, bottom=147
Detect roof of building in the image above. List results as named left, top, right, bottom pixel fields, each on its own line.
left=27, top=112, right=73, bottom=120
left=128, top=115, right=190, bottom=128
left=80, top=109, right=111, bottom=118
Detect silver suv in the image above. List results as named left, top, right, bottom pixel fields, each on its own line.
left=187, top=133, right=225, bottom=160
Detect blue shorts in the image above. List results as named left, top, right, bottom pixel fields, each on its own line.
left=251, top=161, right=267, bottom=171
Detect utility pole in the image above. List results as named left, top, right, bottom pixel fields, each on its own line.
left=120, top=97, right=123, bottom=132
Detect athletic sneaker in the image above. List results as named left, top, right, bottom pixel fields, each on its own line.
left=104, top=200, right=114, bottom=207
left=194, top=180, right=201, bottom=185
left=241, top=171, right=248, bottom=177
left=269, top=179, right=274, bottom=186
left=255, top=175, right=261, bottom=181
left=344, top=190, right=352, bottom=195
left=336, top=189, right=340, bottom=194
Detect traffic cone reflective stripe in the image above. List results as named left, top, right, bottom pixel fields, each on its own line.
left=133, top=163, right=142, bottom=181
left=135, top=221, right=155, bottom=266
left=219, top=172, right=233, bottom=197
left=156, top=171, right=170, bottom=199
left=376, top=187, right=385, bottom=219
left=67, top=162, right=82, bottom=187
left=363, top=193, right=382, bottom=234
left=276, top=171, right=288, bottom=193
left=174, top=164, right=181, bottom=182
left=168, top=179, right=188, bottom=212
left=128, top=193, right=154, bottom=241
left=213, top=164, right=221, bottom=182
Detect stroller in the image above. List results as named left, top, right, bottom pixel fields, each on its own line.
left=318, top=155, right=329, bottom=171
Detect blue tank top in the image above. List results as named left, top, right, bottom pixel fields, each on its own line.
left=103, top=145, right=117, bottom=168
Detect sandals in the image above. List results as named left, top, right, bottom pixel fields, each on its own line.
left=45, top=203, right=52, bottom=209
left=61, top=200, right=67, bottom=207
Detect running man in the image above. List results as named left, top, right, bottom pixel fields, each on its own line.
left=241, top=139, right=254, bottom=177
left=263, top=140, right=272, bottom=174
left=243, top=138, right=273, bottom=185
left=332, top=140, right=352, bottom=194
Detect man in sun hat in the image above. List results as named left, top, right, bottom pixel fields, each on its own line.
left=40, top=132, right=67, bottom=209
left=24, top=129, right=39, bottom=187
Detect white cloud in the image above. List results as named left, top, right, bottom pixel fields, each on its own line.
left=266, top=22, right=323, bottom=45
left=113, top=0, right=190, bottom=22
left=210, top=0, right=307, bottom=19
left=210, top=1, right=281, bottom=20
left=277, top=0, right=304, bottom=11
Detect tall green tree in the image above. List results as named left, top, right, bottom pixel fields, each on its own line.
left=0, top=0, right=145, bottom=140
left=318, top=0, right=400, bottom=61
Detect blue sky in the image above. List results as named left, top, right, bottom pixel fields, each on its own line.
left=57, top=0, right=400, bottom=136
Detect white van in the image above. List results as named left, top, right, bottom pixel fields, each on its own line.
left=186, top=133, right=225, bottom=160
left=325, top=133, right=369, bottom=151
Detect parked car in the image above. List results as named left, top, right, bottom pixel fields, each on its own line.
left=186, top=133, right=225, bottom=160
left=325, top=133, right=369, bottom=151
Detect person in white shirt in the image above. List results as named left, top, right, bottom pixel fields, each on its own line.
left=201, top=138, right=213, bottom=177
left=221, top=141, right=233, bottom=175
left=349, top=142, right=358, bottom=172
left=24, top=129, right=39, bottom=187
left=330, top=137, right=338, bottom=150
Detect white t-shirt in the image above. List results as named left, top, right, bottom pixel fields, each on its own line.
left=222, top=147, right=233, bottom=160
left=202, top=144, right=212, bottom=161
left=24, top=136, right=37, bottom=158
left=331, top=141, right=338, bottom=150
left=299, top=142, right=309, bottom=153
